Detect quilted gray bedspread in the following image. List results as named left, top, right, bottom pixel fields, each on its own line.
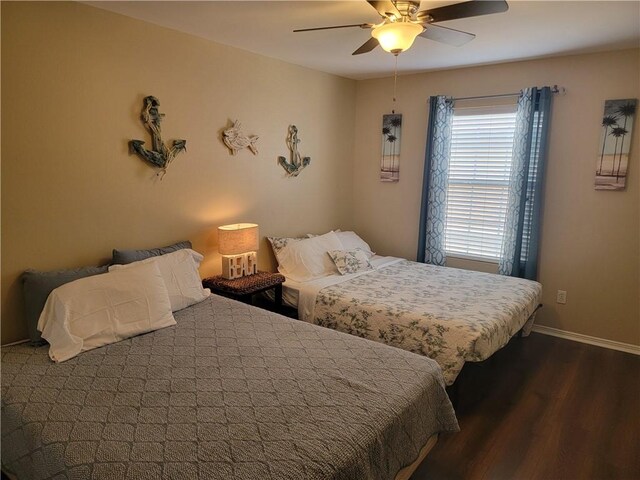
left=2, top=295, right=458, bottom=480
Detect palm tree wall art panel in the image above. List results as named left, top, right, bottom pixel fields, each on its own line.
left=595, top=99, right=637, bottom=191
left=380, top=114, right=402, bottom=182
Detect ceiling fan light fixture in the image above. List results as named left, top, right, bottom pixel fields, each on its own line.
left=372, top=21, right=424, bottom=54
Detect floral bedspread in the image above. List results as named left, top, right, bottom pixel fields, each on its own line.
left=310, top=261, right=542, bottom=385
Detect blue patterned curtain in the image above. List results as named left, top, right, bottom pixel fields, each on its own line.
left=499, top=87, right=552, bottom=279
left=417, top=96, right=454, bottom=265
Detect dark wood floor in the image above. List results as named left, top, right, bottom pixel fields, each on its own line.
left=413, top=333, right=640, bottom=480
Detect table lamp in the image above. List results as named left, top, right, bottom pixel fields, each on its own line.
left=218, top=223, right=259, bottom=280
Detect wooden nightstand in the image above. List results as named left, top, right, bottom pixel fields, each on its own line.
left=203, top=271, right=286, bottom=311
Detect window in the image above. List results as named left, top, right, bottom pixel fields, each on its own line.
left=444, top=105, right=518, bottom=261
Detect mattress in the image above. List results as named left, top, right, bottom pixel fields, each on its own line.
left=291, top=258, right=542, bottom=385
left=1, top=294, right=458, bottom=480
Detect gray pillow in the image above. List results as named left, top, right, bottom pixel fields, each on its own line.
left=111, top=241, right=192, bottom=265
left=22, top=265, right=109, bottom=345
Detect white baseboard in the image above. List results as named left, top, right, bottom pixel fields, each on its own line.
left=1, top=339, right=30, bottom=347
left=532, top=324, right=640, bottom=356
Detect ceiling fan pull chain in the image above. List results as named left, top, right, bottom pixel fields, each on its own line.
left=392, top=54, right=398, bottom=114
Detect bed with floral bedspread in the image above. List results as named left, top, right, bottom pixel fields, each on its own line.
left=295, top=258, right=542, bottom=385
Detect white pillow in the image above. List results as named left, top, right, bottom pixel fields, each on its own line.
left=335, top=231, right=375, bottom=258
left=276, top=231, right=344, bottom=282
left=38, top=261, right=176, bottom=362
left=109, top=249, right=210, bottom=312
left=306, top=229, right=340, bottom=238
left=327, top=249, right=374, bottom=275
left=266, top=236, right=306, bottom=269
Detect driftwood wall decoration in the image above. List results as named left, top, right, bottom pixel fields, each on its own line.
left=222, top=120, right=259, bottom=155
left=129, top=96, right=186, bottom=177
left=278, top=125, right=310, bottom=177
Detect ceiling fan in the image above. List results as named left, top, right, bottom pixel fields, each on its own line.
left=294, top=0, right=509, bottom=55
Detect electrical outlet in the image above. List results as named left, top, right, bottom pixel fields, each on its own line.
left=557, top=290, right=567, bottom=304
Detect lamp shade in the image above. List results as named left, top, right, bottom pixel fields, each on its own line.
left=218, top=223, right=259, bottom=255
left=372, top=22, right=423, bottom=53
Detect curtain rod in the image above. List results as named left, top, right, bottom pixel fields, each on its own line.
left=431, top=85, right=566, bottom=103
left=453, top=92, right=520, bottom=101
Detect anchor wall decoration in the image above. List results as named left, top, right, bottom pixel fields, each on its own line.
left=129, top=96, right=186, bottom=177
left=278, top=125, right=311, bottom=177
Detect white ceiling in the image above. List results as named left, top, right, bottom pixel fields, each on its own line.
left=87, top=1, right=640, bottom=80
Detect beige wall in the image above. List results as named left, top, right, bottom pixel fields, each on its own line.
left=3, top=3, right=638, bottom=348
left=1, top=2, right=356, bottom=344
left=353, top=49, right=640, bottom=345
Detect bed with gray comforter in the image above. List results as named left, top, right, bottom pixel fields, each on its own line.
left=2, top=294, right=458, bottom=480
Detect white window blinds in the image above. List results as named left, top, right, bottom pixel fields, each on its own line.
left=445, top=105, right=518, bottom=261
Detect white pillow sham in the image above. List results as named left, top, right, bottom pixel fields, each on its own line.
left=109, top=248, right=210, bottom=312
left=276, top=231, right=344, bottom=282
left=306, top=230, right=375, bottom=258
left=327, top=249, right=374, bottom=275
left=266, top=236, right=306, bottom=270
left=335, top=231, right=375, bottom=258
left=38, top=261, right=176, bottom=362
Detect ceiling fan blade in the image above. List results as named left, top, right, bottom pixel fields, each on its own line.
left=419, top=24, right=475, bottom=46
left=419, top=0, right=508, bottom=23
left=294, top=23, right=371, bottom=32
left=366, top=0, right=401, bottom=18
left=352, top=37, right=379, bottom=55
